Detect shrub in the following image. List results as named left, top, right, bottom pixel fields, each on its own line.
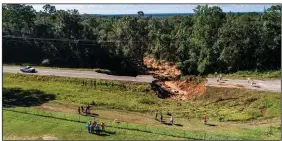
left=41, top=59, right=50, bottom=66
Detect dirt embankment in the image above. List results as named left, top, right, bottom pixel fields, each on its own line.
left=157, top=80, right=207, bottom=100
left=144, top=57, right=181, bottom=78
left=144, top=57, right=206, bottom=100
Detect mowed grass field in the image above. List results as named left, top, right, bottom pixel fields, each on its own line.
left=3, top=109, right=189, bottom=140
left=3, top=73, right=281, bottom=140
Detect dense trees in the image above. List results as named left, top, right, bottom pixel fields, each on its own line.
left=3, top=4, right=281, bottom=76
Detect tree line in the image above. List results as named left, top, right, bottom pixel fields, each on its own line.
left=2, top=4, right=281, bottom=76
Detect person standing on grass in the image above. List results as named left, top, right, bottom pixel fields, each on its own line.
left=170, top=115, right=174, bottom=125
left=91, top=121, right=95, bottom=134
left=160, top=113, right=163, bottom=122
left=95, top=124, right=100, bottom=135
left=101, top=122, right=105, bottom=131
left=86, top=122, right=91, bottom=133
left=92, top=120, right=97, bottom=133
left=86, top=105, right=90, bottom=115
left=78, top=106, right=81, bottom=114
left=155, top=111, right=158, bottom=120
left=203, top=115, right=208, bottom=125
left=81, top=106, right=84, bottom=113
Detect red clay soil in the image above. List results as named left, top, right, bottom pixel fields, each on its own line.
left=156, top=80, right=207, bottom=101
left=143, top=57, right=181, bottom=78
left=144, top=57, right=207, bottom=100
left=167, top=80, right=207, bottom=100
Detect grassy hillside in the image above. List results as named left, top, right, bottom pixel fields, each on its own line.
left=3, top=107, right=280, bottom=140
left=3, top=73, right=280, bottom=121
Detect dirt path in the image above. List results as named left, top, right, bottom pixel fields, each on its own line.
left=36, top=103, right=158, bottom=126
left=35, top=102, right=281, bottom=131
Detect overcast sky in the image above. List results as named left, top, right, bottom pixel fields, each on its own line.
left=30, top=4, right=273, bottom=14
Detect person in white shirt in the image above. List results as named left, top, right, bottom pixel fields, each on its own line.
left=170, top=115, right=174, bottom=125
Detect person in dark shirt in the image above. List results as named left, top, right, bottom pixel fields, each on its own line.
left=155, top=111, right=158, bottom=120
left=78, top=107, right=81, bottom=114
left=95, top=124, right=100, bottom=135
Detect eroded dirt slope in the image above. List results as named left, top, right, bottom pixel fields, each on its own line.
left=144, top=57, right=206, bottom=100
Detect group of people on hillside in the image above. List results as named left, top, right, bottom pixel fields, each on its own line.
left=155, top=112, right=174, bottom=125
left=86, top=119, right=105, bottom=135
left=78, top=105, right=91, bottom=115
left=155, top=112, right=208, bottom=125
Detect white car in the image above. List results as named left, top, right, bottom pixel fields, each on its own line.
left=20, top=66, right=36, bottom=73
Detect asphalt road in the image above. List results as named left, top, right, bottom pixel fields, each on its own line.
left=206, top=78, right=281, bottom=93
left=3, top=66, right=156, bottom=83
left=3, top=66, right=281, bottom=92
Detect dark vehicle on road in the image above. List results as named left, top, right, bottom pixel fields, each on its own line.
left=20, top=66, right=36, bottom=73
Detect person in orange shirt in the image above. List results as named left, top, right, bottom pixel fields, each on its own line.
left=203, top=115, right=207, bottom=125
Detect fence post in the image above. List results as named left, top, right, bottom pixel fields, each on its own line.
left=79, top=115, right=80, bottom=122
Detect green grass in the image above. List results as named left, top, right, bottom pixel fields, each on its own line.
left=4, top=107, right=279, bottom=140
left=3, top=72, right=281, bottom=140
left=3, top=73, right=280, bottom=121
left=208, top=70, right=281, bottom=80
left=3, top=64, right=114, bottom=75
left=3, top=109, right=188, bottom=140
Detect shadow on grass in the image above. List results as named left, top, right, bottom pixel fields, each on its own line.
left=80, top=112, right=99, bottom=117
left=97, top=133, right=110, bottom=136
left=206, top=123, right=217, bottom=127
left=162, top=122, right=183, bottom=127
left=162, top=122, right=173, bottom=126
left=253, top=85, right=260, bottom=88
left=3, top=87, right=56, bottom=107
left=104, top=131, right=116, bottom=134
left=174, top=123, right=183, bottom=127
